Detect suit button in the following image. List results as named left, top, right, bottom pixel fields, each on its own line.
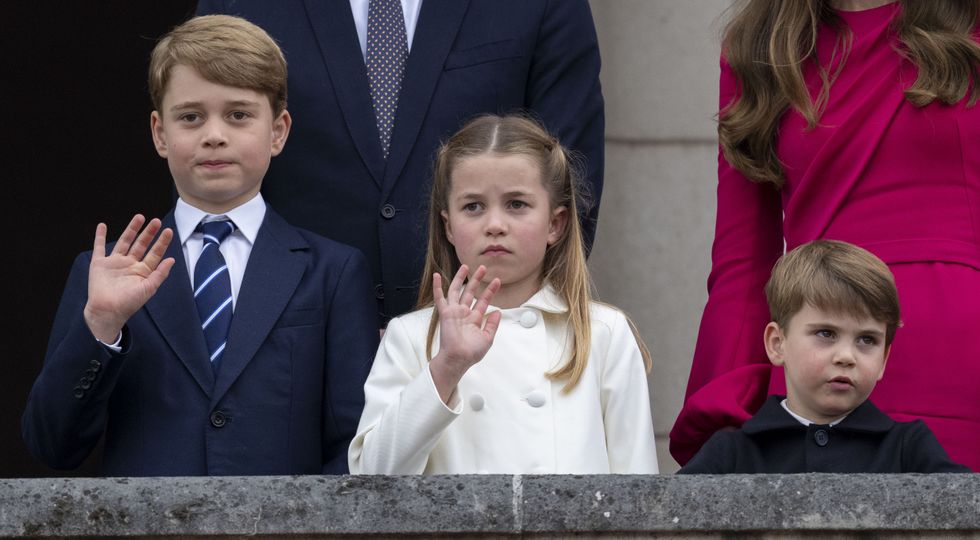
left=79, top=379, right=92, bottom=390
left=380, top=204, right=397, bottom=219
left=469, top=394, right=485, bottom=411
left=210, top=411, right=227, bottom=428
left=526, top=390, right=546, bottom=408
left=89, top=359, right=101, bottom=368
left=814, top=429, right=829, bottom=447
left=374, top=283, right=385, bottom=300
left=519, top=311, right=538, bottom=328
left=73, top=386, right=84, bottom=399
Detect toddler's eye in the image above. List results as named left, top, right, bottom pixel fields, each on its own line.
left=857, top=335, right=878, bottom=346
left=815, top=329, right=835, bottom=339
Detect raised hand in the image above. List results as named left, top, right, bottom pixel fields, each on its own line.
left=83, top=215, right=176, bottom=343
left=428, top=265, right=501, bottom=404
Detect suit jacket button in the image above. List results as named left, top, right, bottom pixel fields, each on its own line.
left=89, top=359, right=101, bottom=368
left=210, top=411, right=227, bottom=428
left=374, top=283, right=385, bottom=300
left=814, top=429, right=829, bottom=447
left=73, top=386, right=84, bottom=399
left=79, top=380, right=92, bottom=390
left=380, top=204, right=397, bottom=219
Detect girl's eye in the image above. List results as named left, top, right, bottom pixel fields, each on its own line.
left=508, top=200, right=528, bottom=210
left=462, top=202, right=482, bottom=212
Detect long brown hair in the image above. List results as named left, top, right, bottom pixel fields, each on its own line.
left=720, top=0, right=980, bottom=187
left=418, top=114, right=651, bottom=392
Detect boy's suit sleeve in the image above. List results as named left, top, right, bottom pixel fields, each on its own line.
left=320, top=247, right=379, bottom=474
left=21, top=252, right=130, bottom=470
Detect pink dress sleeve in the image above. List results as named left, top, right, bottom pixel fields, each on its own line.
left=668, top=58, right=785, bottom=465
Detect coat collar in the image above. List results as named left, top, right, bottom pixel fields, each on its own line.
left=743, top=395, right=895, bottom=435
left=486, top=283, right=568, bottom=315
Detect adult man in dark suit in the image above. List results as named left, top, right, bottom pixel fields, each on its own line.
left=21, top=14, right=377, bottom=475
left=195, top=0, right=605, bottom=323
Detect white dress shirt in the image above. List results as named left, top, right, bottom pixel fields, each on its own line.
left=174, top=193, right=266, bottom=309
left=349, top=0, right=423, bottom=60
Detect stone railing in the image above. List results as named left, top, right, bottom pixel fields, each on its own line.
left=1, top=474, right=977, bottom=538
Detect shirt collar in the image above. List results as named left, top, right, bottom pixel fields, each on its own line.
left=174, top=193, right=266, bottom=246
left=485, top=282, right=569, bottom=315
left=744, top=395, right=894, bottom=434
left=780, top=399, right=848, bottom=427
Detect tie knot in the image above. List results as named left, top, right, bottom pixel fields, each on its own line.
left=197, top=219, right=236, bottom=246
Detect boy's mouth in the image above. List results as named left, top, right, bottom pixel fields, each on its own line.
left=199, top=160, right=232, bottom=168
left=827, top=376, right=854, bottom=390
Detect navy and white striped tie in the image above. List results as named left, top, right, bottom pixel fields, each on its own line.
left=194, top=219, right=236, bottom=373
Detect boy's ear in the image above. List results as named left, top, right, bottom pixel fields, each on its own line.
left=270, top=109, right=292, bottom=156
left=150, top=111, right=168, bottom=158
left=877, top=343, right=892, bottom=381
left=764, top=322, right=786, bottom=367
left=547, top=206, right=568, bottom=245
left=441, top=210, right=454, bottom=244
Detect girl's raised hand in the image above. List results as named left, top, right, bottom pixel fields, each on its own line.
left=428, top=265, right=501, bottom=404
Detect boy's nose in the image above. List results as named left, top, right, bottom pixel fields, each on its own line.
left=833, top=346, right=857, bottom=367
left=202, top=121, right=228, bottom=147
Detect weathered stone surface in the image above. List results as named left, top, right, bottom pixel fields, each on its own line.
left=1, top=475, right=978, bottom=538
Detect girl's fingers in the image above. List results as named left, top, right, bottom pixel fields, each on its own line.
left=130, top=218, right=162, bottom=260
left=112, top=214, right=146, bottom=255
left=482, top=310, right=502, bottom=341
left=448, top=264, right=469, bottom=304
left=471, top=277, right=501, bottom=318
left=432, top=272, right=446, bottom=308
left=91, top=223, right=108, bottom=260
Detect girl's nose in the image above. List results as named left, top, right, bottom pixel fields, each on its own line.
left=484, top=209, right=506, bottom=235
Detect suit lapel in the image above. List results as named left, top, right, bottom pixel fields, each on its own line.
left=145, top=213, right=214, bottom=397
left=382, top=0, right=469, bottom=199
left=303, top=0, right=386, bottom=187
left=211, top=209, right=309, bottom=404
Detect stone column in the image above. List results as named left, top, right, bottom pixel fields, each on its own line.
left=588, top=0, right=732, bottom=472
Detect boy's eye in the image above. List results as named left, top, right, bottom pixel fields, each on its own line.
left=229, top=111, right=251, bottom=121
left=815, top=329, right=835, bottom=339
left=857, top=335, right=879, bottom=346
left=179, top=113, right=201, bottom=123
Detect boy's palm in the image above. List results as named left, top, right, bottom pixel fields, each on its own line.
left=84, top=215, right=175, bottom=342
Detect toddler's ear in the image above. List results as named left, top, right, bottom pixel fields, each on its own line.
left=763, top=322, right=786, bottom=366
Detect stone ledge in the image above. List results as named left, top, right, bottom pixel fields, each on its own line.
left=1, top=474, right=977, bottom=538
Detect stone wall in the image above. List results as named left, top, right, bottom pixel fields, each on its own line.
left=2, top=474, right=977, bottom=538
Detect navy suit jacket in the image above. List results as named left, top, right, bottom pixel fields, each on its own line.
left=22, top=208, right=378, bottom=476
left=195, top=0, right=605, bottom=322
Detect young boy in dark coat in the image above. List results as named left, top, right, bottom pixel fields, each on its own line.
left=679, top=240, right=968, bottom=474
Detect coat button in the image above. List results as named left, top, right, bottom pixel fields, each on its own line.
left=526, top=390, right=546, bottom=408
left=814, top=429, right=829, bottom=447
left=89, top=359, right=101, bottom=368
left=79, top=379, right=92, bottom=390
left=374, top=283, right=385, bottom=300
left=519, top=311, right=538, bottom=328
left=210, top=411, right=227, bottom=428
left=73, top=386, right=84, bottom=399
left=380, top=204, right=397, bottom=219
left=469, top=394, right=485, bottom=411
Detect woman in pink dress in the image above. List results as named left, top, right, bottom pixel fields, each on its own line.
left=671, top=0, right=980, bottom=470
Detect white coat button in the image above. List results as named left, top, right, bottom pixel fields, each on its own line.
left=469, top=394, right=485, bottom=411
left=526, top=390, right=546, bottom=408
left=519, top=311, right=538, bottom=328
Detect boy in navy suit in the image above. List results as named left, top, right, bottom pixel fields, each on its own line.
left=22, top=15, right=378, bottom=476
left=679, top=240, right=968, bottom=474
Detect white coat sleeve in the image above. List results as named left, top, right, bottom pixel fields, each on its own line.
left=600, top=311, right=660, bottom=473
left=348, top=315, right=462, bottom=474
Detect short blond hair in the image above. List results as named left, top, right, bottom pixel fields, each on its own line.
left=765, top=240, right=901, bottom=345
left=148, top=14, right=287, bottom=114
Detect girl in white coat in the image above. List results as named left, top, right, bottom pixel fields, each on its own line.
left=349, top=115, right=659, bottom=474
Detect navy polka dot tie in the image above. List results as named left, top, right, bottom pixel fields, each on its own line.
left=194, top=219, right=236, bottom=374
left=366, top=0, right=408, bottom=158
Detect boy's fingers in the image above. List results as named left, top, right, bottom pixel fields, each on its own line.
left=112, top=214, right=146, bottom=255
left=91, top=223, right=108, bottom=260
left=130, top=218, right=162, bottom=260
left=141, top=228, right=174, bottom=269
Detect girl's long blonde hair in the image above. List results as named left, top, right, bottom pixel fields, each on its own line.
left=418, top=114, right=651, bottom=392
left=721, top=0, right=980, bottom=187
